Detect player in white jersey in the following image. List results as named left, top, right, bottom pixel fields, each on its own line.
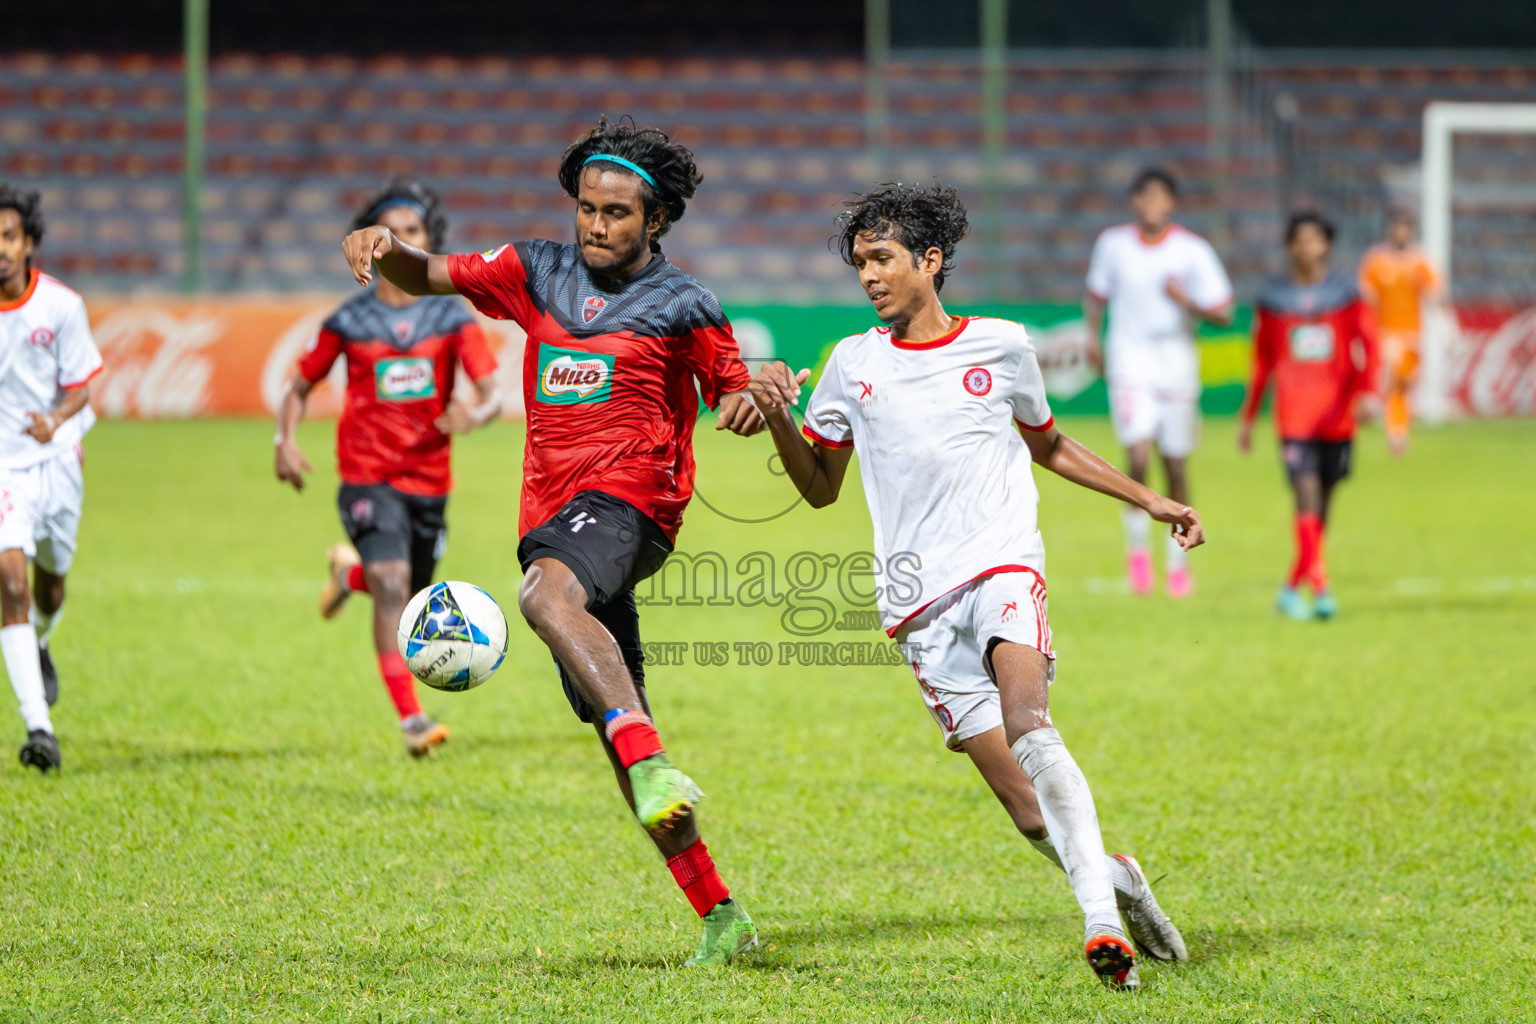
left=0, top=186, right=103, bottom=772
left=749, top=183, right=1204, bottom=989
left=1083, top=168, right=1232, bottom=597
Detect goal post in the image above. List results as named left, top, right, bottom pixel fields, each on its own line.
left=1418, top=101, right=1536, bottom=422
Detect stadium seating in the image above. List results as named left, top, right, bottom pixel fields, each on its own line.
left=1, top=51, right=1531, bottom=304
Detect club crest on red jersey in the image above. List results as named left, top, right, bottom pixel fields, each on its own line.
left=583, top=296, right=606, bottom=323
left=963, top=367, right=992, bottom=396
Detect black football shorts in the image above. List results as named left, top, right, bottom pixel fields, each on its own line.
left=1281, top=438, right=1353, bottom=490
left=337, top=482, right=447, bottom=594
left=517, top=490, right=674, bottom=723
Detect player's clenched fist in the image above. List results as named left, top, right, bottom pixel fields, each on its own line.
left=748, top=361, right=810, bottom=415
left=342, top=225, right=394, bottom=286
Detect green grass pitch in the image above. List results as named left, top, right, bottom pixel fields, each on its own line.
left=2, top=414, right=1533, bottom=1022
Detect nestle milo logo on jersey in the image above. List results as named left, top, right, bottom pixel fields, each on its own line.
left=537, top=344, right=614, bottom=405
left=375, top=357, right=436, bottom=400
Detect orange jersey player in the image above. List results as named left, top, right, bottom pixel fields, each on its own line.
left=1240, top=212, right=1379, bottom=622
left=1358, top=209, right=1443, bottom=455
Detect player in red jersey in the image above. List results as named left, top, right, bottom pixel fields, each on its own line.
left=275, top=180, right=501, bottom=755
left=1239, top=212, right=1379, bottom=621
left=341, top=118, right=764, bottom=966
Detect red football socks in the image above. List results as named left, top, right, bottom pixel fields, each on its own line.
left=345, top=565, right=368, bottom=594
left=1289, top=512, right=1323, bottom=590
left=604, top=710, right=664, bottom=768
left=667, top=839, right=731, bottom=917
left=377, top=650, right=421, bottom=719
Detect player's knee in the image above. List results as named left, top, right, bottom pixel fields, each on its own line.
left=517, top=572, right=573, bottom=629
left=0, top=567, right=31, bottom=619
left=364, top=564, right=411, bottom=607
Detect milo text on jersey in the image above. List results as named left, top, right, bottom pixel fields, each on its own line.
left=801, top=316, right=1055, bottom=635
left=298, top=290, right=496, bottom=496
left=447, top=241, right=752, bottom=542
left=1240, top=271, right=1379, bottom=442
left=0, top=268, right=102, bottom=469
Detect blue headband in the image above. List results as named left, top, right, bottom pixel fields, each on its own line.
left=582, top=154, right=657, bottom=189
left=368, top=197, right=429, bottom=222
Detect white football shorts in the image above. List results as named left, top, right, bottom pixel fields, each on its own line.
left=893, top=570, right=1055, bottom=752
left=0, top=446, right=86, bottom=575
left=1109, top=379, right=1200, bottom=457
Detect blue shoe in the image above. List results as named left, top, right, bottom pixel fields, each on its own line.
left=1275, top=586, right=1312, bottom=621
left=1313, top=591, right=1337, bottom=620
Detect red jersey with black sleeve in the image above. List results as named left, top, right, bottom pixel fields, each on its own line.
left=298, top=290, right=496, bottom=496
left=1240, top=271, right=1379, bottom=442
left=446, top=240, right=752, bottom=542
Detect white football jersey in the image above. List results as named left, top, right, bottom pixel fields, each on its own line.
left=0, top=270, right=102, bottom=469
left=1085, top=223, right=1232, bottom=386
left=802, top=315, right=1054, bottom=634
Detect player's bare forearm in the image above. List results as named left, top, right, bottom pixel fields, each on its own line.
left=341, top=225, right=456, bottom=294
left=24, top=381, right=93, bottom=444
left=761, top=406, right=844, bottom=508
left=1082, top=295, right=1105, bottom=369
left=1024, top=428, right=1204, bottom=546
left=1195, top=301, right=1235, bottom=328
left=273, top=374, right=315, bottom=491
left=437, top=378, right=502, bottom=434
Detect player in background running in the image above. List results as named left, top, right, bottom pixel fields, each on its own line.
left=1240, top=212, right=1380, bottom=621
left=1358, top=208, right=1444, bottom=456
left=0, top=184, right=104, bottom=773
left=275, top=180, right=501, bottom=756
left=341, top=118, right=764, bottom=967
left=1083, top=168, right=1232, bottom=597
left=751, top=183, right=1199, bottom=989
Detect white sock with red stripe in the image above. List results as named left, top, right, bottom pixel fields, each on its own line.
left=1012, top=727, right=1120, bottom=936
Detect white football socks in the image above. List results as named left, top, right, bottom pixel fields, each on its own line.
left=1122, top=506, right=1151, bottom=553
left=1166, top=533, right=1188, bottom=572
left=1012, top=727, right=1120, bottom=936
left=32, top=600, right=62, bottom=649
left=2, top=623, right=52, bottom=734
left=1027, top=833, right=1135, bottom=901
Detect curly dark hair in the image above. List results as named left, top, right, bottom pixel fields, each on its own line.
left=835, top=182, right=969, bottom=292
left=556, top=116, right=702, bottom=252
left=0, top=184, right=45, bottom=246
left=1286, top=210, right=1336, bottom=244
left=351, top=179, right=447, bottom=251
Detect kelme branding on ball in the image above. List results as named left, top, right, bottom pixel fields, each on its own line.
left=537, top=344, right=615, bottom=405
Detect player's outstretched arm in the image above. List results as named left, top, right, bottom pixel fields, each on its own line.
left=341, top=226, right=457, bottom=295
left=273, top=373, right=315, bottom=492
left=747, top=361, right=851, bottom=508
left=1021, top=427, right=1204, bottom=549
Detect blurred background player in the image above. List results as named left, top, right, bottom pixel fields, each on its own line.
left=1239, top=212, right=1379, bottom=621
left=751, top=183, right=1200, bottom=989
left=274, top=180, right=501, bottom=756
left=0, top=184, right=103, bottom=772
left=1358, top=208, right=1444, bottom=456
left=1083, top=168, right=1233, bottom=597
left=341, top=118, right=764, bottom=967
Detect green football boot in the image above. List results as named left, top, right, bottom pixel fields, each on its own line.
left=628, top=754, right=703, bottom=832
left=684, top=899, right=758, bottom=968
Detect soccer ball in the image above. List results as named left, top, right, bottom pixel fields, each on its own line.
left=397, top=581, right=509, bottom=692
